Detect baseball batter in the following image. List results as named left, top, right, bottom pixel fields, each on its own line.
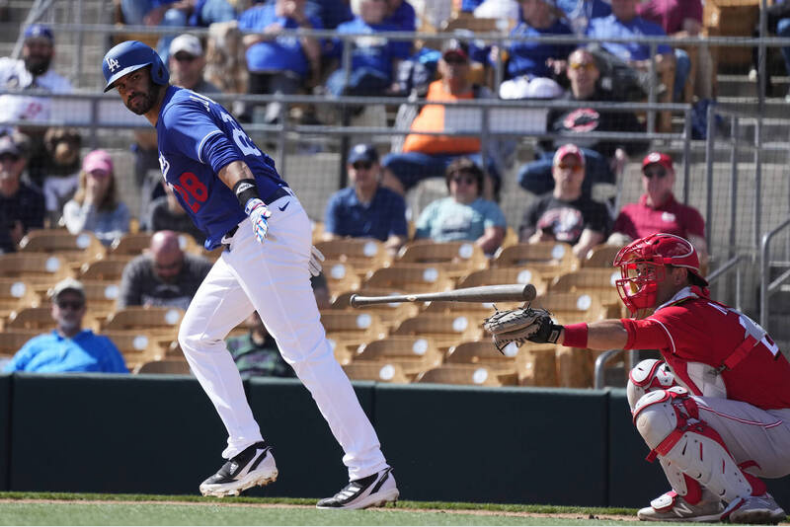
left=102, top=41, right=398, bottom=509
left=486, top=233, right=790, bottom=524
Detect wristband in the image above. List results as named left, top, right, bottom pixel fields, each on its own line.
left=563, top=323, right=589, bottom=348
left=233, top=179, right=261, bottom=209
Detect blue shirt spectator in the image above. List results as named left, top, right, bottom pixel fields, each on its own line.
left=461, top=0, right=485, bottom=12
left=3, top=330, right=129, bottom=373
left=311, top=0, right=353, bottom=29
left=324, top=144, right=408, bottom=255
left=331, top=17, right=410, bottom=80
left=2, top=278, right=128, bottom=374
left=556, top=0, right=611, bottom=33
left=505, top=14, right=574, bottom=79
left=386, top=0, right=417, bottom=31
left=586, top=13, right=671, bottom=62
left=238, top=1, right=324, bottom=77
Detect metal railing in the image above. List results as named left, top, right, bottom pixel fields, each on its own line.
left=761, top=216, right=790, bottom=328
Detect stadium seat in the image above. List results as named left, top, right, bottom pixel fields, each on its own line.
left=0, top=253, right=70, bottom=286
left=342, top=362, right=410, bottom=383
left=6, top=307, right=57, bottom=331
left=18, top=229, right=105, bottom=265
left=515, top=344, right=558, bottom=387
left=314, top=238, right=391, bottom=273
left=104, top=330, right=173, bottom=370
left=0, top=278, right=40, bottom=322
left=581, top=244, right=623, bottom=269
left=392, top=313, right=483, bottom=351
left=79, top=258, right=129, bottom=282
left=549, top=268, right=623, bottom=314
left=101, top=306, right=185, bottom=338
left=491, top=242, right=578, bottom=280
left=395, top=241, right=487, bottom=282
left=531, top=292, right=606, bottom=326
left=135, top=359, right=192, bottom=375
left=323, top=261, right=364, bottom=293
left=320, top=311, right=387, bottom=364
left=354, top=335, right=443, bottom=375
left=108, top=232, right=152, bottom=258
left=457, top=266, right=549, bottom=297
left=446, top=340, right=519, bottom=384
left=329, top=290, right=420, bottom=331
left=362, top=263, right=454, bottom=294
left=415, top=364, right=508, bottom=386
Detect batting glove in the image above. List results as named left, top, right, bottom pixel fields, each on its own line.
left=309, top=245, right=325, bottom=277
left=245, top=198, right=272, bottom=244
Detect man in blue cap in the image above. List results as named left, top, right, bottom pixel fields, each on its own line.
left=323, top=143, right=408, bottom=255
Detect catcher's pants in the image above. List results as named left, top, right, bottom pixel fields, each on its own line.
left=178, top=194, right=389, bottom=481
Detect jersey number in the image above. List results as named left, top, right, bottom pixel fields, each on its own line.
left=172, top=172, right=208, bottom=213
left=221, top=112, right=262, bottom=157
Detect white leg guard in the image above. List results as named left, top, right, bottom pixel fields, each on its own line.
left=627, top=359, right=677, bottom=411
left=633, top=388, right=755, bottom=506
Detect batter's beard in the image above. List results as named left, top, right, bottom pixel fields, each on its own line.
left=24, top=55, right=51, bottom=76
left=125, top=81, right=162, bottom=115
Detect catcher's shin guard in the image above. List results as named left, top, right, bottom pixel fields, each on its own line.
left=627, top=359, right=678, bottom=411
left=632, top=387, right=764, bottom=507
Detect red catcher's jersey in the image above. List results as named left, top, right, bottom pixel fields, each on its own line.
left=622, top=287, right=790, bottom=410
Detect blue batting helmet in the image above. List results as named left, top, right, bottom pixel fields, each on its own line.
left=102, top=40, right=169, bottom=93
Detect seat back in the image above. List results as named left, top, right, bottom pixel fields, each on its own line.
left=532, top=292, right=606, bottom=326
left=135, top=359, right=191, bottom=375
left=550, top=268, right=622, bottom=306
left=415, top=365, right=504, bottom=386
left=109, top=232, right=152, bottom=258
left=363, top=264, right=454, bottom=293
left=397, top=241, right=487, bottom=269
left=0, top=253, right=70, bottom=285
left=6, top=307, right=56, bottom=330
left=79, top=258, right=130, bottom=282
left=447, top=340, right=519, bottom=365
left=492, top=242, right=577, bottom=278
left=457, top=266, right=548, bottom=296
left=393, top=313, right=482, bottom=351
left=342, top=362, right=410, bottom=383
left=102, top=306, right=185, bottom=336
left=0, top=278, right=39, bottom=318
left=18, top=229, right=105, bottom=264
left=314, top=238, right=390, bottom=269
left=582, top=244, right=623, bottom=268
left=105, top=329, right=170, bottom=367
left=356, top=335, right=442, bottom=363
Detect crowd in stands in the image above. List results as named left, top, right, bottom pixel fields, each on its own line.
left=0, top=0, right=719, bottom=385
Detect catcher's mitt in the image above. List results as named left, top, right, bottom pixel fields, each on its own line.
left=483, top=307, right=563, bottom=352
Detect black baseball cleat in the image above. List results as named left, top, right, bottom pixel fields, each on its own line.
left=199, top=441, right=278, bottom=497
left=316, top=467, right=399, bottom=510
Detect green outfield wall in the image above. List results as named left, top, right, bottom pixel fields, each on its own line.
left=2, top=374, right=790, bottom=508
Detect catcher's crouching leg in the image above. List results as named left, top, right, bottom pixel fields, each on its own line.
left=626, top=359, right=677, bottom=412
left=632, top=387, right=766, bottom=521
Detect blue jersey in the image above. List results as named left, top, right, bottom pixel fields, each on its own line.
left=156, top=86, right=286, bottom=250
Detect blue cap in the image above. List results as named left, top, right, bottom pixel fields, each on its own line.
left=348, top=144, right=378, bottom=164
left=24, top=24, right=54, bottom=43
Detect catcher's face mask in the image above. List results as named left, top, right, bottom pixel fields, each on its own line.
left=615, top=259, right=665, bottom=315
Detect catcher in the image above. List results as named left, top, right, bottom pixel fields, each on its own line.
left=485, top=233, right=790, bottom=524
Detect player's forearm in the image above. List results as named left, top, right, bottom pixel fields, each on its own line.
left=218, top=160, right=255, bottom=193
left=559, top=319, right=628, bottom=350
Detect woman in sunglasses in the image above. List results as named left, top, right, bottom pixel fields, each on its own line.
left=62, top=149, right=130, bottom=246
left=414, top=157, right=506, bottom=255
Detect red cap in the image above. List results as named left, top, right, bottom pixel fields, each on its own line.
left=642, top=152, right=673, bottom=172
left=553, top=144, right=585, bottom=167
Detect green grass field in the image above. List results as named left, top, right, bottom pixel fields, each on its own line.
left=0, top=492, right=733, bottom=526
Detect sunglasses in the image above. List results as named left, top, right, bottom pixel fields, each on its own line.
left=569, top=62, right=597, bottom=72
left=0, top=153, right=20, bottom=163
left=443, top=56, right=468, bottom=65
left=643, top=168, right=668, bottom=179
left=155, top=260, right=182, bottom=271
left=174, top=53, right=198, bottom=63
left=352, top=161, right=373, bottom=170
left=56, top=300, right=84, bottom=310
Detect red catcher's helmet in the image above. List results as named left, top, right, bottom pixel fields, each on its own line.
left=612, top=233, right=708, bottom=315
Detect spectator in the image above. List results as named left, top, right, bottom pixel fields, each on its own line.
left=169, top=34, right=221, bottom=94
left=555, top=0, right=611, bottom=34
left=386, top=0, right=417, bottom=31
left=146, top=181, right=207, bottom=245
left=610, top=151, right=708, bottom=267
left=62, top=150, right=130, bottom=247
left=2, top=278, right=129, bottom=374
left=238, top=0, right=322, bottom=124
left=751, top=2, right=790, bottom=101
left=517, top=48, right=647, bottom=196
left=497, top=0, right=574, bottom=100
left=0, top=24, right=73, bottom=187
left=473, top=0, right=520, bottom=23
left=0, top=133, right=44, bottom=254
left=325, top=0, right=411, bottom=97
left=119, top=0, right=237, bottom=63
left=382, top=38, right=505, bottom=199
left=637, top=0, right=711, bottom=101
left=324, top=143, right=408, bottom=254
left=460, top=0, right=484, bottom=12
left=118, top=230, right=213, bottom=310
left=414, top=157, right=506, bottom=255
left=519, top=144, right=610, bottom=259
left=41, top=127, right=82, bottom=225
left=586, top=0, right=675, bottom=82
left=312, top=0, right=353, bottom=29
left=226, top=311, right=297, bottom=379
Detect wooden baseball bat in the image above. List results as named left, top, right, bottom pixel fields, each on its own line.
left=349, top=284, right=537, bottom=308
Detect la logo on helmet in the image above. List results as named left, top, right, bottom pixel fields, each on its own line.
left=106, top=57, right=121, bottom=73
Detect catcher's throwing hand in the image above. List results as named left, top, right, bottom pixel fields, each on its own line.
left=483, top=307, right=563, bottom=352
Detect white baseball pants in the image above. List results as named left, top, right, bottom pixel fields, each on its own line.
left=178, top=193, right=389, bottom=481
